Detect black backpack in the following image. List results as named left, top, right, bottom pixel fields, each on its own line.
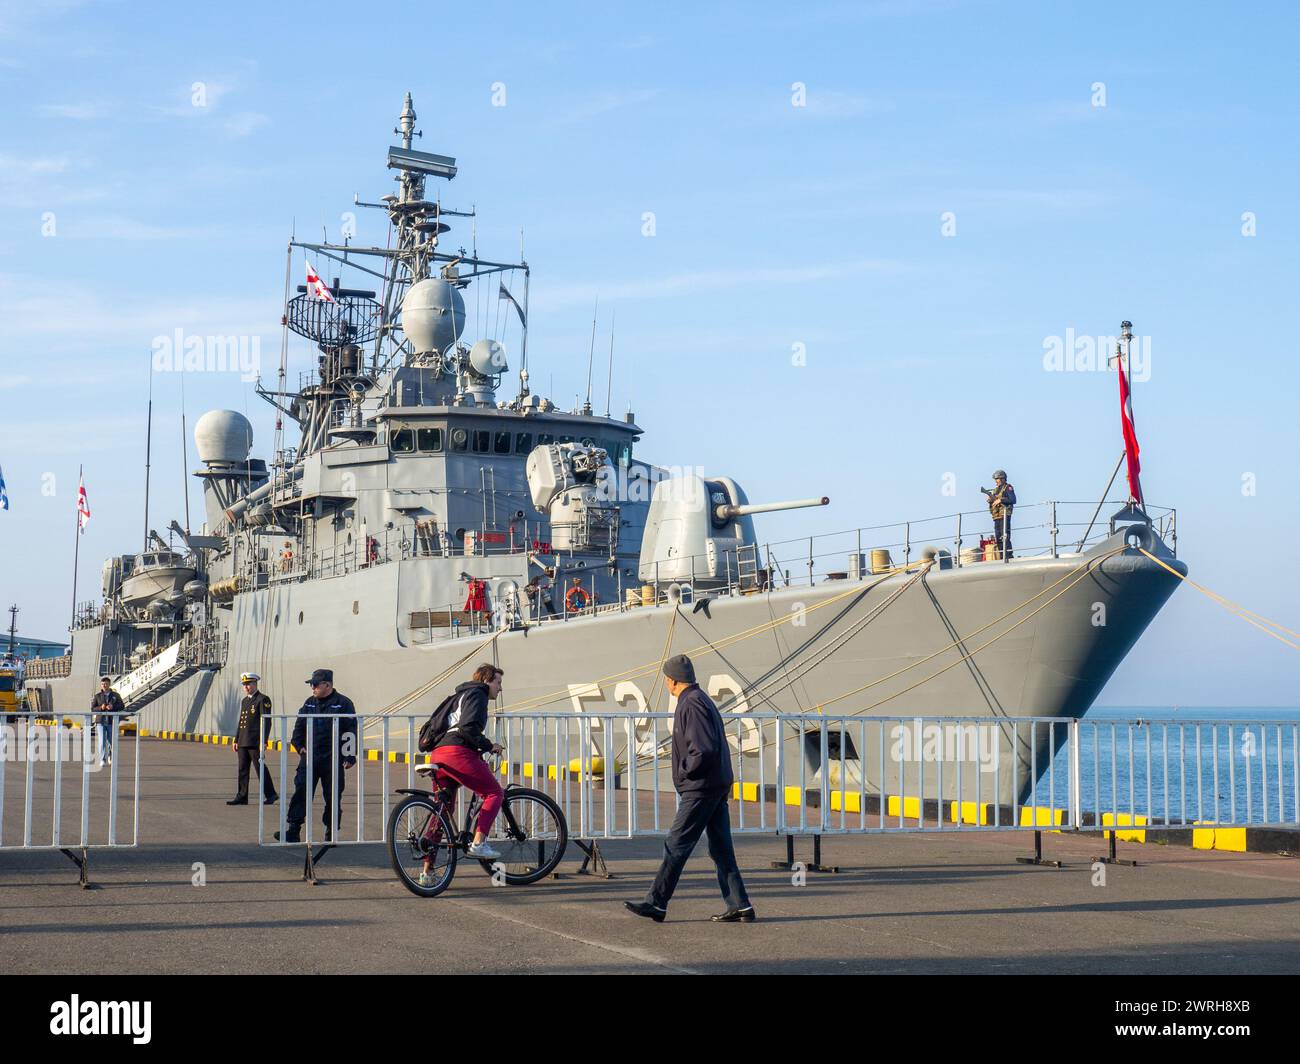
left=418, top=691, right=465, bottom=752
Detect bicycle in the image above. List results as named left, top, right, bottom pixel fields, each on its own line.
left=387, top=752, right=569, bottom=897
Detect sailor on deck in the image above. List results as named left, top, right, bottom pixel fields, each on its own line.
left=986, top=470, right=1016, bottom=560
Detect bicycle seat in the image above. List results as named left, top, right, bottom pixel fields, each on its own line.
left=415, top=762, right=444, bottom=777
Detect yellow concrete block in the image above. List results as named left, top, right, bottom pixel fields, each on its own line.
left=783, top=786, right=806, bottom=808
left=732, top=782, right=760, bottom=803
left=829, top=791, right=862, bottom=814
left=886, top=794, right=922, bottom=819
left=1018, top=806, right=1065, bottom=832
left=1192, top=821, right=1216, bottom=850
left=951, top=800, right=992, bottom=825
left=1214, top=827, right=1246, bottom=852
left=1101, top=811, right=1147, bottom=843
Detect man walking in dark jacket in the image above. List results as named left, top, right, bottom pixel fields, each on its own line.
left=625, top=655, right=754, bottom=923
left=275, top=668, right=357, bottom=843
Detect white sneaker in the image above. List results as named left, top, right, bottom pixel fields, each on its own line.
left=417, top=870, right=435, bottom=887
left=467, top=840, right=501, bottom=860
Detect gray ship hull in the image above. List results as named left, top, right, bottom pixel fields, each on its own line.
left=38, top=530, right=1184, bottom=807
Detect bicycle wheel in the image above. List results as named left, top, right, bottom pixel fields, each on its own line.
left=388, top=793, right=457, bottom=897
left=477, top=787, right=568, bottom=885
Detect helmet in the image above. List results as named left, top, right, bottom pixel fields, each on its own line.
left=992, top=470, right=1007, bottom=480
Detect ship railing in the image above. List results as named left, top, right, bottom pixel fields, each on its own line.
left=253, top=711, right=1297, bottom=851
left=637, top=499, right=1175, bottom=602
left=0, top=712, right=140, bottom=884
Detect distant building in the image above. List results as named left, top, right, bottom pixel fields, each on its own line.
left=1, top=635, right=69, bottom=663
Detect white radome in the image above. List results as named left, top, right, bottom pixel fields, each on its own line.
left=401, top=277, right=466, bottom=354
left=194, top=410, right=254, bottom=465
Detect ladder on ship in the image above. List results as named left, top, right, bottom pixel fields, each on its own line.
left=735, top=543, right=760, bottom=591
left=114, top=627, right=226, bottom=712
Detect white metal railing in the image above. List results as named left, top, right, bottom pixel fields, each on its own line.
left=0, top=712, right=140, bottom=884
left=255, top=710, right=1297, bottom=848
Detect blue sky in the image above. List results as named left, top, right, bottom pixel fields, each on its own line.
left=1, top=1, right=1297, bottom=705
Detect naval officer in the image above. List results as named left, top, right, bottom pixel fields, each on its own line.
left=986, top=469, right=1017, bottom=560
left=275, top=669, right=357, bottom=843
left=228, top=672, right=278, bottom=806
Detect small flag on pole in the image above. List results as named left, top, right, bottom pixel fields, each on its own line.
left=1116, top=348, right=1144, bottom=507
left=77, top=474, right=91, bottom=532
left=0, top=464, right=9, bottom=511
left=306, top=260, right=336, bottom=303
left=498, top=282, right=526, bottom=328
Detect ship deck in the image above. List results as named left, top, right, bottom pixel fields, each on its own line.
left=1, top=737, right=1298, bottom=974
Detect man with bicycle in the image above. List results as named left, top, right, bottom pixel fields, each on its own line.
left=419, top=663, right=507, bottom=882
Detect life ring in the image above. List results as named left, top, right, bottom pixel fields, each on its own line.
left=565, top=585, right=591, bottom=612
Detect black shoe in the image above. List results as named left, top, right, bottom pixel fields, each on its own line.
left=274, top=826, right=302, bottom=843
left=711, top=906, right=756, bottom=923
left=226, top=798, right=248, bottom=806
left=264, top=796, right=278, bottom=805
left=624, top=901, right=666, bottom=923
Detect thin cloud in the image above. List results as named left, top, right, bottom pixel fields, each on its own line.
left=545, top=89, right=660, bottom=126
left=36, top=101, right=113, bottom=120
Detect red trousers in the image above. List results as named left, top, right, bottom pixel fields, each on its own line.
left=429, top=744, right=503, bottom=835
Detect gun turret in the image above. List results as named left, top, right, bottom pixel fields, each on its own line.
left=714, top=496, right=829, bottom=522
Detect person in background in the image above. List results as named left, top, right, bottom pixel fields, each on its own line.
left=985, top=469, right=1017, bottom=560
left=228, top=672, right=278, bottom=806
left=625, top=654, right=754, bottom=924
left=90, top=676, right=125, bottom=766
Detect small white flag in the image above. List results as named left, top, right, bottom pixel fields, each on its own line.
left=77, top=474, right=91, bottom=531
left=306, top=260, right=336, bottom=303
left=0, top=464, right=9, bottom=511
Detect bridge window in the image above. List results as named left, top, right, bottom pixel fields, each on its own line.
left=514, top=432, right=533, bottom=454
left=471, top=430, right=490, bottom=453
left=493, top=431, right=512, bottom=455
left=392, top=428, right=415, bottom=454
left=536, top=433, right=554, bottom=446
left=417, top=427, right=443, bottom=452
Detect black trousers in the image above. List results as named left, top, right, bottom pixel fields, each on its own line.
left=286, top=756, right=345, bottom=834
left=235, top=745, right=278, bottom=802
left=647, top=789, right=750, bottom=911
left=993, top=515, right=1013, bottom=559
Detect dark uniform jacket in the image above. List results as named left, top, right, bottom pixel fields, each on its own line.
left=437, top=681, right=495, bottom=754
left=290, top=689, right=358, bottom=765
left=988, top=483, right=1017, bottom=520
left=235, top=691, right=272, bottom=748
left=91, top=689, right=125, bottom=720
left=670, top=684, right=733, bottom=794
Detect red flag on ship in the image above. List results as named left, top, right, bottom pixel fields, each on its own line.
left=1116, top=351, right=1144, bottom=507
left=76, top=474, right=91, bottom=532
left=306, top=260, right=335, bottom=303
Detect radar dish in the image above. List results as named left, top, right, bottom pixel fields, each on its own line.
left=468, top=339, right=507, bottom=376
left=286, top=290, right=382, bottom=348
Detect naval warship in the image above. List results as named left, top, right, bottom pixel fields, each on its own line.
left=26, top=95, right=1186, bottom=805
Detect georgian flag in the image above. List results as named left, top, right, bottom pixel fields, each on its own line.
left=0, top=464, right=8, bottom=511
left=77, top=474, right=91, bottom=532
left=1117, top=351, right=1144, bottom=507
left=306, top=260, right=335, bottom=303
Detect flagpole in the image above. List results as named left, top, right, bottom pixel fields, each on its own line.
left=70, top=463, right=83, bottom=634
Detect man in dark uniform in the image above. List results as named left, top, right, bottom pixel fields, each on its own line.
left=986, top=469, right=1017, bottom=560
left=275, top=668, right=357, bottom=843
left=625, top=654, right=754, bottom=923
left=90, top=676, right=125, bottom=766
left=227, top=671, right=278, bottom=806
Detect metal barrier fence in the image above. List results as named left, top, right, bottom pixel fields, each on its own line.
left=258, top=711, right=1300, bottom=851
left=0, top=712, right=140, bottom=885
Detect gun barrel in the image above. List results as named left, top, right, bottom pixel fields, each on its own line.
left=715, top=496, right=830, bottom=520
